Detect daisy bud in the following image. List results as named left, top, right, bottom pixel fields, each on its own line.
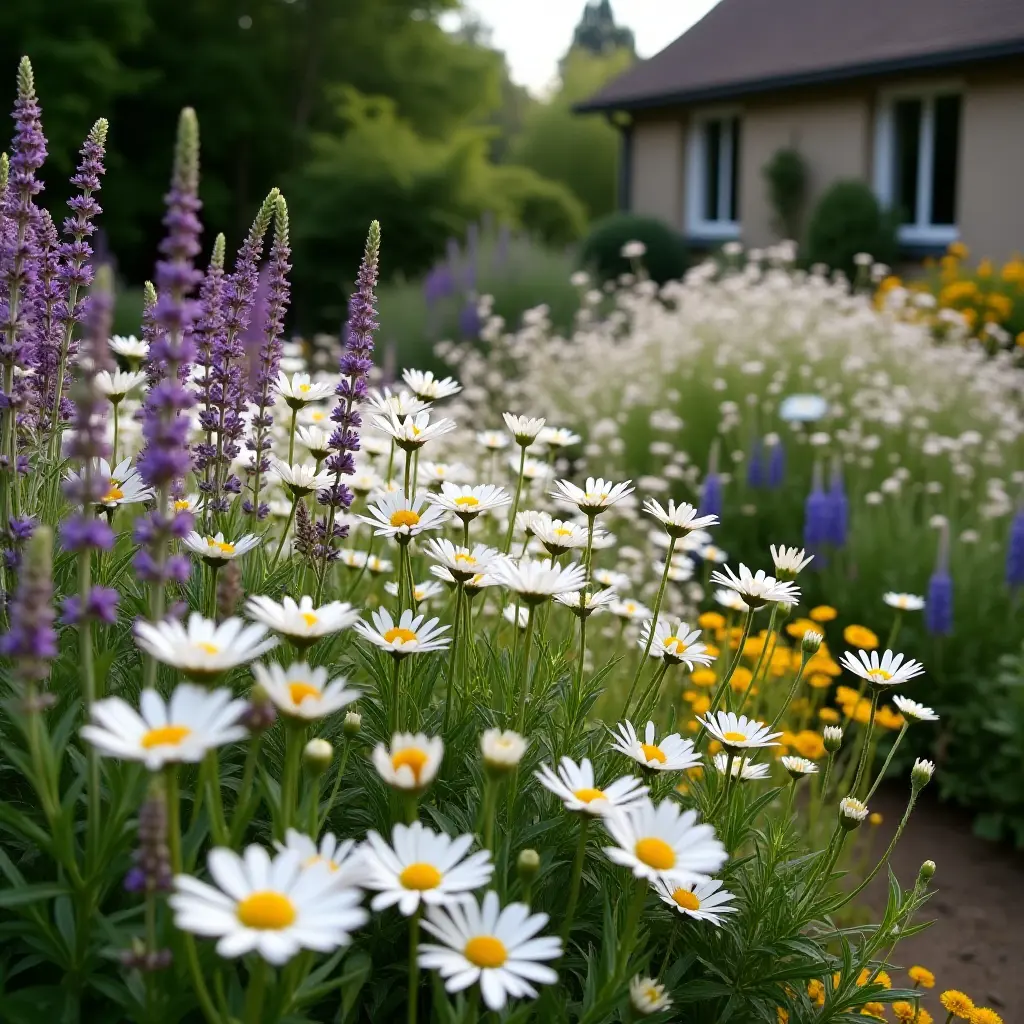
left=516, top=848, right=540, bottom=882
left=838, top=796, right=869, bottom=830
left=481, top=728, right=527, bottom=776
left=304, top=738, right=334, bottom=775
left=343, top=710, right=362, bottom=737
left=911, top=757, right=935, bottom=790
left=801, top=629, right=823, bottom=654
left=919, top=859, right=936, bottom=882
left=822, top=725, right=843, bottom=752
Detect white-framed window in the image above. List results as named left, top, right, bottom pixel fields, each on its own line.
left=685, top=111, right=741, bottom=239
left=874, top=86, right=961, bottom=246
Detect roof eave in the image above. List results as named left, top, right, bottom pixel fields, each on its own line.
left=574, top=38, right=1024, bottom=114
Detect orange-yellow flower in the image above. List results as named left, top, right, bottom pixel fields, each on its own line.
left=908, top=966, right=935, bottom=989
left=843, top=624, right=878, bottom=649
left=940, top=990, right=975, bottom=1019
left=810, top=605, right=837, bottom=623
left=698, top=611, right=725, bottom=631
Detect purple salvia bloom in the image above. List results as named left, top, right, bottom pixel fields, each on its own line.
left=1006, top=506, right=1024, bottom=588
left=826, top=456, right=848, bottom=548
left=61, top=585, right=119, bottom=626
left=698, top=441, right=722, bottom=518
left=0, top=524, right=56, bottom=683
left=803, top=461, right=830, bottom=554
left=925, top=520, right=953, bottom=636
left=458, top=299, right=480, bottom=338
left=746, top=437, right=764, bottom=489
left=767, top=438, right=786, bottom=489
left=26, top=210, right=63, bottom=429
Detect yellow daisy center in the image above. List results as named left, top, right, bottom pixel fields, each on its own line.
left=301, top=612, right=319, bottom=628
left=194, top=642, right=220, bottom=656
left=635, top=837, right=676, bottom=870
left=391, top=747, right=429, bottom=781
left=206, top=536, right=235, bottom=554
left=573, top=787, right=606, bottom=803
left=140, top=724, right=192, bottom=749
left=454, top=495, right=479, bottom=507
left=102, top=477, right=125, bottom=502
left=553, top=527, right=573, bottom=537
left=867, top=669, right=892, bottom=682
left=312, top=410, right=325, bottom=421
left=671, top=888, right=701, bottom=911
left=390, top=510, right=421, bottom=529
left=173, top=499, right=191, bottom=511
left=383, top=627, right=418, bottom=645
left=288, top=682, right=321, bottom=705
left=640, top=743, right=666, bottom=764
left=463, top=935, right=508, bottom=968
left=236, top=891, right=296, bottom=930
left=399, top=862, right=442, bottom=890
left=453, top=553, right=476, bottom=565
left=644, top=987, right=661, bottom=1002
left=722, top=731, right=748, bottom=743
left=663, top=636, right=688, bottom=655
left=298, top=383, right=311, bottom=393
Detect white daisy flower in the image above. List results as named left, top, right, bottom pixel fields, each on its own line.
left=183, top=531, right=261, bottom=567
left=244, top=595, right=359, bottom=647
left=134, top=613, right=278, bottom=680
left=353, top=608, right=450, bottom=657
left=372, top=732, right=444, bottom=791
left=426, top=482, right=511, bottom=522
left=643, top=498, right=719, bottom=536
left=275, top=371, right=336, bottom=408
left=109, top=334, right=149, bottom=364
left=518, top=456, right=552, bottom=481
left=839, top=796, right=869, bottom=827
left=503, top=412, right=546, bottom=445
left=531, top=517, right=591, bottom=555
left=535, top=756, right=648, bottom=817
left=490, top=556, right=587, bottom=605
left=595, top=569, right=631, bottom=591
left=537, top=426, right=580, bottom=449
left=374, top=410, right=456, bottom=451
left=169, top=844, right=367, bottom=965
left=612, top=721, right=701, bottom=772
left=81, top=684, right=248, bottom=770
left=839, top=648, right=925, bottom=688
left=384, top=579, right=445, bottom=604
left=423, top=539, right=498, bottom=582
left=419, top=892, right=561, bottom=1012
left=602, top=798, right=727, bottom=884
left=551, top=476, right=634, bottom=515
left=553, top=588, right=619, bottom=617
left=476, top=429, right=510, bottom=451
left=402, top=369, right=462, bottom=402
left=883, top=592, right=926, bottom=611
left=251, top=661, right=359, bottom=720
left=361, top=821, right=493, bottom=916
left=367, top=387, right=428, bottom=420
left=609, top=598, right=654, bottom=622
left=358, top=492, right=449, bottom=541
left=698, top=711, right=782, bottom=752
left=95, top=368, right=147, bottom=402
left=769, top=544, right=814, bottom=576
left=365, top=554, right=393, bottom=574
left=270, top=458, right=333, bottom=498
left=638, top=619, right=715, bottom=668
left=629, top=975, right=672, bottom=1015
left=892, top=695, right=939, bottom=722
left=652, top=877, right=737, bottom=925
left=481, top=729, right=527, bottom=771
left=781, top=755, right=819, bottom=777
left=420, top=461, right=470, bottom=484
left=714, top=588, right=750, bottom=613
left=698, top=543, right=729, bottom=564
left=273, top=829, right=369, bottom=888
left=349, top=467, right=383, bottom=494
left=68, top=457, right=153, bottom=509
left=295, top=425, right=333, bottom=461
left=709, top=563, right=800, bottom=606
left=171, top=493, right=201, bottom=514
left=431, top=566, right=498, bottom=593
left=712, top=753, right=770, bottom=780
left=503, top=605, right=530, bottom=629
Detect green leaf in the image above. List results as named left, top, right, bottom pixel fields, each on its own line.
left=0, top=883, right=68, bottom=908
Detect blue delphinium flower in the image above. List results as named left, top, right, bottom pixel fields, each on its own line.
left=925, top=522, right=953, bottom=636
left=1007, top=506, right=1024, bottom=588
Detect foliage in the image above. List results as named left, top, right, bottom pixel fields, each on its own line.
left=805, top=180, right=899, bottom=278
left=488, top=164, right=588, bottom=247
left=567, top=0, right=636, bottom=60
left=762, top=147, right=808, bottom=241
left=580, top=212, right=689, bottom=283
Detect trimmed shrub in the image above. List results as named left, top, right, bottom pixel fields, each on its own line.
left=762, top=146, right=808, bottom=239
left=580, top=212, right=688, bottom=284
left=488, top=165, right=588, bottom=247
left=804, top=179, right=899, bottom=277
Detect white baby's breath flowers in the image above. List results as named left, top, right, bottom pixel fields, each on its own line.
left=839, top=796, right=870, bottom=828
left=481, top=728, right=527, bottom=772
left=839, top=648, right=925, bottom=688
left=251, top=662, right=359, bottom=720
left=698, top=711, right=782, bottom=753
left=535, top=756, right=647, bottom=816
left=551, top=476, right=634, bottom=515
left=372, top=732, right=444, bottom=791
left=490, top=556, right=587, bottom=604
left=883, top=592, right=926, bottom=611
left=353, top=608, right=450, bottom=658
left=652, top=877, right=738, bottom=925
left=712, top=754, right=770, bottom=780
left=769, top=544, right=814, bottom=576
left=402, top=368, right=462, bottom=402
left=244, top=595, right=359, bottom=647
left=629, top=975, right=672, bottom=1015
left=81, top=684, right=248, bottom=769
left=503, top=412, right=546, bottom=445
left=95, top=368, right=147, bottom=402
left=781, top=756, right=819, bottom=777
left=183, top=531, right=260, bottom=567
left=643, top=498, right=718, bottom=537
left=358, top=492, right=449, bottom=541
left=892, top=695, right=939, bottom=722
left=612, top=721, right=701, bottom=772
left=638, top=619, right=715, bottom=668
left=710, top=563, right=800, bottom=607
left=426, top=482, right=511, bottom=521
left=134, top=613, right=278, bottom=680
left=375, top=410, right=457, bottom=451
left=271, top=458, right=333, bottom=498
left=275, top=371, right=336, bottom=408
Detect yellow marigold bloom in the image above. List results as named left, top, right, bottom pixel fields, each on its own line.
left=878, top=275, right=903, bottom=293
left=869, top=812, right=883, bottom=826
left=894, top=1002, right=916, bottom=1020
left=861, top=1002, right=885, bottom=1019
left=807, top=654, right=842, bottom=677
left=682, top=689, right=698, bottom=704
left=786, top=617, right=819, bottom=639
left=985, top=292, right=1012, bottom=319
left=686, top=720, right=699, bottom=733
left=819, top=707, right=840, bottom=723
left=708, top=740, right=722, bottom=755
left=675, top=780, right=690, bottom=795
left=779, top=730, right=798, bottom=747
left=691, top=668, right=716, bottom=688
left=843, top=624, right=879, bottom=649
left=808, top=671, right=834, bottom=689
left=807, top=979, right=825, bottom=1006
left=962, top=307, right=978, bottom=328
left=743, top=634, right=768, bottom=659
left=789, top=697, right=810, bottom=714
left=698, top=611, right=725, bottom=630
left=916, top=1011, right=934, bottom=1024
left=970, top=1009, right=1003, bottom=1024
left=875, top=706, right=905, bottom=730
left=705, top=643, right=720, bottom=657
left=730, top=667, right=753, bottom=692
left=977, top=258, right=993, bottom=277
left=940, top=990, right=975, bottom=1019
left=853, top=699, right=873, bottom=724
left=810, top=605, right=837, bottom=622
left=777, top=1010, right=789, bottom=1024
left=691, top=696, right=711, bottom=715
left=947, top=240, right=968, bottom=259
left=686, top=764, right=704, bottom=779
left=857, top=968, right=890, bottom=988
left=908, top=966, right=935, bottom=989
left=1001, top=257, right=1024, bottom=282
left=793, top=731, right=826, bottom=760
left=835, top=685, right=861, bottom=706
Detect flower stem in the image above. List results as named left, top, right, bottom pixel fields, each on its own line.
left=735, top=602, right=779, bottom=712
left=560, top=816, right=590, bottom=943
left=863, top=724, right=908, bottom=802
left=390, top=655, right=402, bottom=735
left=632, top=661, right=670, bottom=724
left=269, top=497, right=298, bottom=571
left=442, top=583, right=465, bottom=735
left=278, top=723, right=304, bottom=839
left=623, top=536, right=675, bottom=715
left=320, top=739, right=351, bottom=831
left=166, top=767, right=182, bottom=874
left=229, top=737, right=262, bottom=846
left=612, top=879, right=648, bottom=983
left=697, top=607, right=756, bottom=746
left=502, top=447, right=527, bottom=553
left=768, top=652, right=810, bottom=731
left=849, top=689, right=880, bottom=797
left=514, top=606, right=537, bottom=733
left=244, top=957, right=268, bottom=1024
left=408, top=906, right=420, bottom=1024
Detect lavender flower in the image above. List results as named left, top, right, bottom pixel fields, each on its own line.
left=125, top=779, right=173, bottom=894
left=699, top=441, right=722, bottom=518
left=1007, top=506, right=1024, bottom=588
left=746, top=437, right=764, bottom=488
left=926, top=522, right=953, bottom=637
left=826, top=456, right=848, bottom=548
left=803, top=461, right=830, bottom=554
left=0, top=524, right=56, bottom=683
left=767, top=438, right=786, bottom=489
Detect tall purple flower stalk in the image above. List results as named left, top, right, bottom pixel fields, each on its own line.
left=925, top=521, right=954, bottom=637
left=0, top=524, right=56, bottom=685
left=767, top=437, right=786, bottom=489
left=803, top=461, right=830, bottom=555
left=826, top=456, right=848, bottom=548
left=1006, top=506, right=1024, bottom=588
left=698, top=441, right=722, bottom=518
left=314, top=220, right=380, bottom=584
left=26, top=210, right=62, bottom=429
left=134, top=109, right=202, bottom=616
left=746, top=436, right=764, bottom=489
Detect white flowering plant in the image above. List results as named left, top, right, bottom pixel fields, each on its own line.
left=0, top=62, right=953, bottom=1024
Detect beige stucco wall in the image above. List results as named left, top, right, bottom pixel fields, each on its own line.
left=959, top=68, right=1024, bottom=261
left=629, top=116, right=685, bottom=226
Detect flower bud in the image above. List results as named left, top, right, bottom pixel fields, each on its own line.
left=838, top=796, right=869, bottom=830
left=801, top=629, right=823, bottom=654
left=481, top=728, right=526, bottom=775
left=517, top=848, right=540, bottom=882
left=343, top=710, right=362, bottom=737
left=242, top=685, right=277, bottom=733
left=303, top=738, right=333, bottom=775
left=911, top=757, right=934, bottom=790
left=822, top=725, right=843, bottom=752
left=919, top=859, right=936, bottom=882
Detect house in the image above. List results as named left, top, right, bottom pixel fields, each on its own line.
left=577, top=0, right=1024, bottom=259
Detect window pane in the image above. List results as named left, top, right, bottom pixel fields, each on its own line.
left=729, top=117, right=741, bottom=221
left=893, top=98, right=921, bottom=225
left=703, top=120, right=721, bottom=222
left=931, top=94, right=960, bottom=225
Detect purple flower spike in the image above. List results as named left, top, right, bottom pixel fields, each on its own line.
left=803, top=461, right=829, bottom=555
left=0, top=525, right=57, bottom=683
left=926, top=521, right=954, bottom=637
left=1006, top=507, right=1024, bottom=588
left=767, top=438, right=786, bottom=489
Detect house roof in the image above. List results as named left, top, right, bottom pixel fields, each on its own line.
left=578, top=0, right=1024, bottom=112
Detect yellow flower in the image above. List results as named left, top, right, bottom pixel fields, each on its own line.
left=861, top=1002, right=885, bottom=1018
left=843, top=624, right=879, bottom=649
left=962, top=307, right=978, bottom=329
left=835, top=685, right=861, bottom=706
left=869, top=812, right=883, bottom=826
left=730, top=667, right=753, bottom=692
left=685, top=720, right=699, bottom=733
left=786, top=617, right=819, bottom=639
left=875, top=706, right=905, bottom=731
left=853, top=698, right=874, bottom=724
left=940, top=990, right=975, bottom=1019
left=969, top=1009, right=1003, bottom=1024
left=793, top=731, right=826, bottom=760
left=691, top=696, right=711, bottom=716
left=807, top=653, right=842, bottom=677
left=698, top=611, right=725, bottom=630
left=819, top=707, right=840, bottom=723
left=808, top=671, right=834, bottom=689
left=807, top=979, right=825, bottom=1006
left=682, top=690, right=698, bottom=704
left=857, top=968, right=890, bottom=988
left=691, top=668, right=716, bottom=688
left=743, top=634, right=768, bottom=659
left=908, top=966, right=935, bottom=989
left=893, top=1004, right=916, bottom=1022
left=977, top=258, right=993, bottom=278
left=810, top=605, right=837, bottom=623
left=985, top=292, right=1012, bottom=319
left=1017, top=330, right=1024, bottom=348
left=708, top=740, right=722, bottom=755
left=916, top=1012, right=934, bottom=1024
left=1000, top=257, right=1024, bottom=283
left=947, top=241, right=968, bottom=259
left=777, top=1010, right=789, bottom=1024
left=704, top=643, right=720, bottom=658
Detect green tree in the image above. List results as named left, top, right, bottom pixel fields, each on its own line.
left=567, top=0, right=635, bottom=60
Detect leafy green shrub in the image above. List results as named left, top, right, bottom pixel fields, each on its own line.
left=580, top=212, right=688, bottom=283
left=488, top=164, right=587, bottom=247
left=762, top=146, right=808, bottom=239
left=805, top=180, right=899, bottom=276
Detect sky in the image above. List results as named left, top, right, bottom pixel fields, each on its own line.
left=449, top=0, right=722, bottom=95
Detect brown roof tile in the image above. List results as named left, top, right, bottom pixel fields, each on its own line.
left=579, top=0, right=1024, bottom=111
